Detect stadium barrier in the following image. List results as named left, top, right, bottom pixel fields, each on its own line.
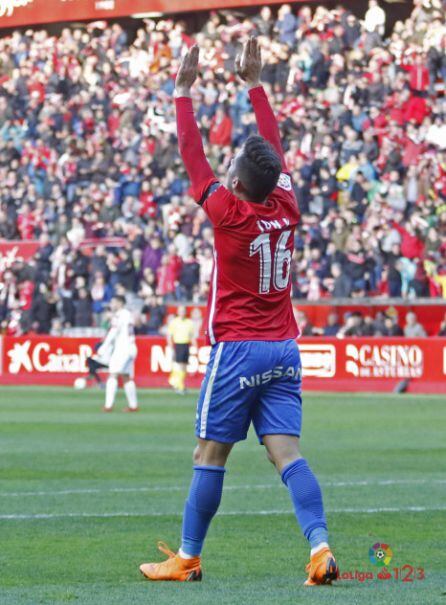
left=0, top=335, right=445, bottom=393
left=166, top=302, right=446, bottom=337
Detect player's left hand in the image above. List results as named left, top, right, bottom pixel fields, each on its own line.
left=175, top=45, right=199, bottom=97
left=235, top=37, right=262, bottom=88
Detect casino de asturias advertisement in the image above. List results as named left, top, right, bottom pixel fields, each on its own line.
left=0, top=0, right=294, bottom=28
left=1, top=336, right=445, bottom=393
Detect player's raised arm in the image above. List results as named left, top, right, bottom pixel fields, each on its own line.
left=235, top=37, right=287, bottom=171
left=175, top=46, right=218, bottom=204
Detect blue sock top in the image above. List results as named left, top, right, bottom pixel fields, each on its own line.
left=193, top=465, right=226, bottom=473
left=281, top=458, right=306, bottom=485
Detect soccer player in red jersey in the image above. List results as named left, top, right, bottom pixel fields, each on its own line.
left=140, top=38, right=339, bottom=587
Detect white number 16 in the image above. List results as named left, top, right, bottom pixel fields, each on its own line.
left=249, top=230, right=292, bottom=294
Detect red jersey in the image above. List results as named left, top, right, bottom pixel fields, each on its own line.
left=176, top=86, right=299, bottom=344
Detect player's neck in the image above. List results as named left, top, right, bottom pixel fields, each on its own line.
left=239, top=193, right=266, bottom=204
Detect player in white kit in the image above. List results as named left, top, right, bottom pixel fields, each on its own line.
left=97, top=295, right=139, bottom=412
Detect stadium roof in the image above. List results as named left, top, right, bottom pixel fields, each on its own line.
left=0, top=0, right=317, bottom=29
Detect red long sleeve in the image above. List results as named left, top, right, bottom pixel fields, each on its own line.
left=175, top=97, right=217, bottom=203
left=248, top=86, right=287, bottom=171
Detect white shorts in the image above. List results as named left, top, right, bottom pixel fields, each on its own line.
left=108, top=353, right=135, bottom=376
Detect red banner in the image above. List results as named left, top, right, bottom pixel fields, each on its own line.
left=0, top=240, right=40, bottom=272
left=0, top=0, right=302, bottom=29
left=1, top=335, right=445, bottom=393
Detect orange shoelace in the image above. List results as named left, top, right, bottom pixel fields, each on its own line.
left=156, top=541, right=176, bottom=559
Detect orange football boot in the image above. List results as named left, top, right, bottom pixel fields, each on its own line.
left=139, top=542, right=202, bottom=582
left=304, top=547, right=339, bottom=586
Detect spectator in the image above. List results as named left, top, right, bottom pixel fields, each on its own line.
left=115, top=249, right=136, bottom=291
left=142, top=237, right=164, bottom=273
left=209, top=107, right=233, bottom=147
left=73, top=287, right=92, bottom=328
left=50, top=317, right=64, bottom=336
left=408, top=261, right=431, bottom=297
left=378, top=266, right=402, bottom=298
left=364, top=0, right=386, bottom=36
left=323, top=312, right=341, bottom=336
left=275, top=4, right=298, bottom=47
left=404, top=311, right=427, bottom=337
left=141, top=295, right=166, bottom=335
left=337, top=312, right=365, bottom=337
left=91, top=273, right=113, bottom=327
left=330, top=263, right=352, bottom=298
left=295, top=310, right=314, bottom=336
left=383, top=314, right=404, bottom=336
left=438, top=312, right=446, bottom=336
left=391, top=220, right=425, bottom=260
left=178, top=253, right=200, bottom=301
left=362, top=315, right=377, bottom=336
left=31, top=284, right=56, bottom=334
left=254, top=6, right=274, bottom=37
left=157, top=254, right=180, bottom=299
left=404, top=53, right=430, bottom=94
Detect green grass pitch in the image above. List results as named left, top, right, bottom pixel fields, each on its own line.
left=0, top=386, right=445, bottom=605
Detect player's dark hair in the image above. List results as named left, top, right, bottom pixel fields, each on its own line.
left=112, top=295, right=126, bottom=305
left=236, top=135, right=282, bottom=203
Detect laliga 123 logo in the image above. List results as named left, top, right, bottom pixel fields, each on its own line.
left=369, top=543, right=393, bottom=567
left=340, top=542, right=425, bottom=583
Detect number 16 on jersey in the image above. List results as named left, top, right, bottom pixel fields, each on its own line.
left=250, top=230, right=292, bottom=294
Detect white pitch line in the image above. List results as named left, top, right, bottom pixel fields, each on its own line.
left=0, top=485, right=273, bottom=497
left=324, top=479, right=446, bottom=487
left=0, top=486, right=186, bottom=497
left=1, top=505, right=446, bottom=521
left=1, top=478, right=445, bottom=498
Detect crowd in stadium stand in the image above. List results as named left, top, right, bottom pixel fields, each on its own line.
left=0, top=0, right=446, bottom=336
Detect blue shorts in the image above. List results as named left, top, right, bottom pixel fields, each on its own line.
left=196, top=339, right=302, bottom=444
